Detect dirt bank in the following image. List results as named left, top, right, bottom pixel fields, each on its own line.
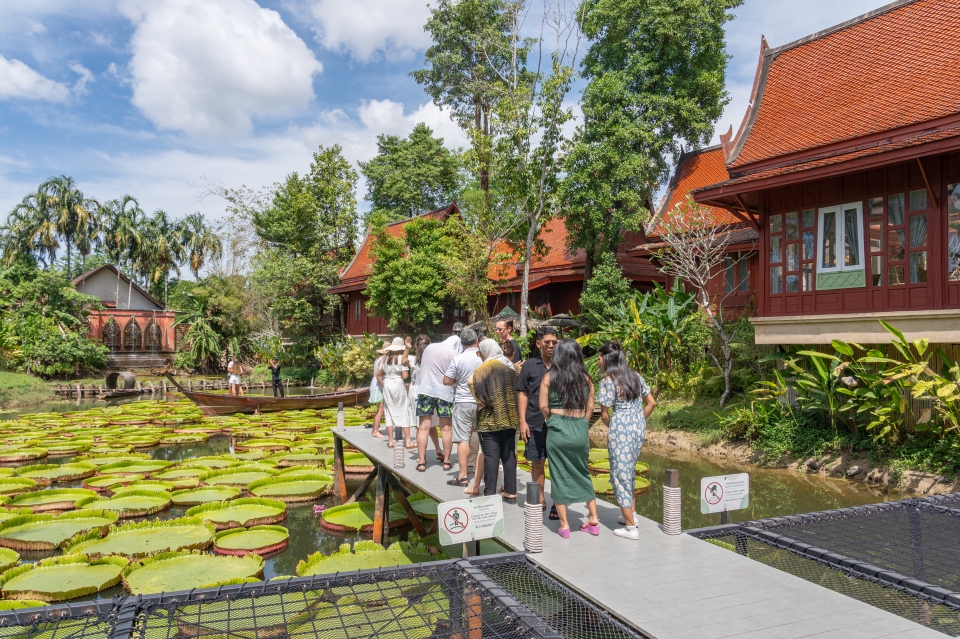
left=589, top=420, right=960, bottom=496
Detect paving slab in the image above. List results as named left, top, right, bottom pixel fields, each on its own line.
left=338, top=427, right=943, bottom=639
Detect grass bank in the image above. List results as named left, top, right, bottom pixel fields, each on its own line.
left=0, top=372, right=56, bottom=409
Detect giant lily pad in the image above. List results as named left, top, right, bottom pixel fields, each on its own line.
left=0, top=478, right=38, bottom=496
left=296, top=541, right=437, bottom=576
left=0, top=555, right=128, bottom=602
left=67, top=517, right=216, bottom=558
left=213, top=525, right=289, bottom=556
left=0, top=599, right=46, bottom=611
left=109, top=481, right=175, bottom=496
left=343, top=453, right=374, bottom=475
left=181, top=456, right=237, bottom=469
left=407, top=494, right=438, bottom=519
left=159, top=434, right=209, bottom=445
left=122, top=551, right=263, bottom=594
left=0, top=547, right=18, bottom=572
left=246, top=474, right=332, bottom=503
left=82, top=474, right=143, bottom=492
left=77, top=490, right=171, bottom=518
left=12, top=463, right=97, bottom=485
left=186, top=498, right=286, bottom=530
left=270, top=451, right=326, bottom=467
left=320, top=502, right=408, bottom=533
left=201, top=467, right=278, bottom=488
left=171, top=486, right=242, bottom=507
left=78, top=453, right=151, bottom=467
left=95, top=460, right=172, bottom=477
left=0, top=448, right=47, bottom=463
left=0, top=510, right=119, bottom=551
left=587, top=459, right=649, bottom=475
left=591, top=474, right=650, bottom=495
left=8, top=489, right=96, bottom=512
left=234, top=438, right=291, bottom=452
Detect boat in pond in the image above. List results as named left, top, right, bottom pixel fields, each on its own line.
left=164, top=374, right=370, bottom=416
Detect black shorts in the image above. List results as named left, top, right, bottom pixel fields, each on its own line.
left=524, top=427, right=548, bottom=462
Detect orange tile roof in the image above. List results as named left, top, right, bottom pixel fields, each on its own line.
left=727, top=0, right=960, bottom=171
left=650, top=146, right=741, bottom=235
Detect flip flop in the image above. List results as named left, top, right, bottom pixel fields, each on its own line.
left=579, top=522, right=600, bottom=536
left=446, top=477, right=469, bottom=487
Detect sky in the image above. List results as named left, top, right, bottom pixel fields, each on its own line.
left=0, top=0, right=891, bottom=222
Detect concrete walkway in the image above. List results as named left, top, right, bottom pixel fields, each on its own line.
left=339, top=426, right=942, bottom=638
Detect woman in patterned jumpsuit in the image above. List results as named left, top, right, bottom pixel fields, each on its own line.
left=596, top=341, right=657, bottom=541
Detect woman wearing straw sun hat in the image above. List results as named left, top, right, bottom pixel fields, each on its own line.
left=377, top=337, right=413, bottom=448
left=369, top=341, right=389, bottom=438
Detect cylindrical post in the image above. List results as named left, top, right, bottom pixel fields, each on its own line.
left=337, top=402, right=345, bottom=432
left=663, top=469, right=681, bottom=535
left=394, top=440, right=405, bottom=469
left=524, top=481, right=543, bottom=553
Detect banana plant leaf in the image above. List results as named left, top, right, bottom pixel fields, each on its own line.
left=122, top=551, right=263, bottom=595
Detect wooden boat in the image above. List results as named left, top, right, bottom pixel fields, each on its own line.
left=164, top=374, right=370, bottom=416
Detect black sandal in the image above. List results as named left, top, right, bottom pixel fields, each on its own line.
left=416, top=463, right=427, bottom=472
left=447, top=476, right=469, bottom=487
left=442, top=462, right=452, bottom=471
left=549, top=505, right=559, bottom=520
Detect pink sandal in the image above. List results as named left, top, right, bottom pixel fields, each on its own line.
left=557, top=528, right=570, bottom=539
left=579, top=522, right=600, bottom=536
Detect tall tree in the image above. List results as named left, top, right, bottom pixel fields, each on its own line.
left=359, top=123, right=462, bottom=221
left=143, top=209, right=185, bottom=306
left=42, top=175, right=92, bottom=277
left=101, top=195, right=143, bottom=309
left=181, top=212, right=222, bottom=280
left=74, top=200, right=102, bottom=284
left=562, top=0, right=741, bottom=288
left=6, top=191, right=59, bottom=268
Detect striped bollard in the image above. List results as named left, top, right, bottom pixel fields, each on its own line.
left=524, top=482, right=543, bottom=553
left=663, top=469, right=681, bottom=535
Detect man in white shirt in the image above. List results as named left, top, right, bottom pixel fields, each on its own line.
left=414, top=335, right=462, bottom=471
left=443, top=328, right=482, bottom=487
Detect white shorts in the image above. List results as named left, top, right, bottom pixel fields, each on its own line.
left=451, top=403, right=477, bottom=443
left=229, top=375, right=241, bottom=385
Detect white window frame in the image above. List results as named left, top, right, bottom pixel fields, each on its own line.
left=817, top=202, right=865, bottom=274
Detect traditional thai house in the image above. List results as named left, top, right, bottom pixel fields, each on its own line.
left=693, top=0, right=960, bottom=346
left=72, top=265, right=178, bottom=368
left=329, top=204, right=663, bottom=337
left=629, top=145, right=759, bottom=313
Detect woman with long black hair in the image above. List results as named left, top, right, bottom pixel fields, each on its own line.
left=597, top=341, right=656, bottom=540
left=538, top=338, right=598, bottom=538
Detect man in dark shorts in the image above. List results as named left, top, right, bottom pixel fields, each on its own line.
left=268, top=357, right=284, bottom=398
left=517, top=326, right=558, bottom=516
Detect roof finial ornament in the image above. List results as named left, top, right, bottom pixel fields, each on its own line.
left=719, top=125, right=734, bottom=160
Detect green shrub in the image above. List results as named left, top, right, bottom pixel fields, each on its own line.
left=0, top=372, right=55, bottom=409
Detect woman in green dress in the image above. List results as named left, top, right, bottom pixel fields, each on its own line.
left=538, top=338, right=598, bottom=538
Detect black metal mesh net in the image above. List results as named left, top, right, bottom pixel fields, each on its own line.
left=0, top=554, right=647, bottom=639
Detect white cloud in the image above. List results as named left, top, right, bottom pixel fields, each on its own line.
left=0, top=55, right=70, bottom=102
left=69, top=61, right=94, bottom=96
left=121, top=0, right=323, bottom=138
left=310, top=0, right=431, bottom=62
left=26, top=19, right=47, bottom=36
left=90, top=31, right=112, bottom=46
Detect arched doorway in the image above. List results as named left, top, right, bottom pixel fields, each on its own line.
left=124, top=318, right=142, bottom=351
left=145, top=319, right=162, bottom=352
left=103, top=317, right=121, bottom=352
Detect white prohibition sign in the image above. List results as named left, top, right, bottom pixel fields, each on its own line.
left=704, top=481, right=723, bottom=505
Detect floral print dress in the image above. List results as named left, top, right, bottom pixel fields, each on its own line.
left=597, top=375, right=650, bottom=508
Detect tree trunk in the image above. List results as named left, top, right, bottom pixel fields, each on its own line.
left=65, top=240, right=71, bottom=278
left=116, top=264, right=121, bottom=308
left=81, top=254, right=87, bottom=286
left=582, top=251, right=595, bottom=293
left=164, top=273, right=168, bottom=308
left=127, top=278, right=133, bottom=309
left=519, top=219, right=539, bottom=340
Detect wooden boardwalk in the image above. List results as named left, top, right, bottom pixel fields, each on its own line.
left=336, top=426, right=941, bottom=639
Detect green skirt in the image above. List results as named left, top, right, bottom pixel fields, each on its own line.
left=546, top=413, right=595, bottom=505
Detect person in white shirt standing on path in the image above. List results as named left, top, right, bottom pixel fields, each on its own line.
left=443, top=328, right=483, bottom=488
left=414, top=335, right=462, bottom=472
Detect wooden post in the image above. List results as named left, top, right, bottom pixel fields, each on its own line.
left=162, top=380, right=167, bottom=395
left=373, top=465, right=390, bottom=547
left=188, top=380, right=193, bottom=391
left=388, top=474, right=428, bottom=537
left=333, top=437, right=348, bottom=503
left=148, top=381, right=154, bottom=395
left=346, top=467, right=378, bottom=505
left=77, top=383, right=82, bottom=398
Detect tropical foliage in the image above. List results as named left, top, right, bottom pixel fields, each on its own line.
left=314, top=333, right=383, bottom=388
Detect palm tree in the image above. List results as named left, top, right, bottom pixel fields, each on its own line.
left=7, top=191, right=59, bottom=268
left=181, top=212, right=222, bottom=280
left=143, top=209, right=185, bottom=306
left=101, top=195, right=143, bottom=308
left=74, top=200, right=102, bottom=285
left=41, top=175, right=92, bottom=277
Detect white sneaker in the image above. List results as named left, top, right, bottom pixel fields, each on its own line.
left=618, top=512, right=639, bottom=525
left=613, top=527, right=640, bottom=540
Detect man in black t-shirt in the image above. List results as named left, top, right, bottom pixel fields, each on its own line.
left=516, top=326, right=558, bottom=515
left=269, top=357, right=284, bottom=398
left=495, top=318, right=522, bottom=364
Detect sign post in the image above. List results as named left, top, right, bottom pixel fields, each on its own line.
left=437, top=496, right=505, bottom=554
left=700, top=473, right=749, bottom=524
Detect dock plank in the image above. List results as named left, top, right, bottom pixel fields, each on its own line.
left=338, top=427, right=942, bottom=639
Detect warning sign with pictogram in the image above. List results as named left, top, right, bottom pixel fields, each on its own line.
left=700, top=474, right=749, bottom=514
left=437, top=496, right=505, bottom=546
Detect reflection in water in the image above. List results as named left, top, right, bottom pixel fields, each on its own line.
left=631, top=447, right=897, bottom=529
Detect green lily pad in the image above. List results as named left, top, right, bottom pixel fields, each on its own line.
left=235, top=438, right=291, bottom=451
left=122, top=551, right=263, bottom=595
left=320, top=502, right=408, bottom=533
left=588, top=449, right=608, bottom=462
left=0, top=599, right=46, bottom=610
left=0, top=510, right=119, bottom=551
left=0, top=448, right=47, bottom=463
left=78, top=453, right=152, bottom=467
left=246, top=474, right=332, bottom=503
left=170, top=486, right=242, bottom=506
left=14, top=463, right=97, bottom=484
left=201, top=467, right=278, bottom=488
left=159, top=434, right=209, bottom=445
left=213, top=525, right=289, bottom=556
left=588, top=460, right=649, bottom=475
left=296, top=541, right=437, bottom=576
left=82, top=473, right=142, bottom=492
left=183, top=456, right=238, bottom=469
left=590, top=474, right=651, bottom=495
left=186, top=498, right=287, bottom=530
left=0, top=478, right=38, bottom=496
left=0, top=555, right=128, bottom=602
left=0, top=509, right=33, bottom=525
left=407, top=494, right=438, bottom=518
left=67, top=517, right=216, bottom=558
left=110, top=481, right=175, bottom=496
left=77, top=490, right=172, bottom=518
left=0, top=547, right=18, bottom=572
left=224, top=451, right=267, bottom=462
left=8, top=489, right=96, bottom=512
left=96, top=460, right=173, bottom=477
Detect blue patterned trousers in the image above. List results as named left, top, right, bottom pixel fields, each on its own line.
left=607, top=416, right=646, bottom=509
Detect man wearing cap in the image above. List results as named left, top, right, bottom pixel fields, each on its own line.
left=268, top=357, right=283, bottom=398
left=414, top=334, right=462, bottom=471
left=443, top=328, right=482, bottom=487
